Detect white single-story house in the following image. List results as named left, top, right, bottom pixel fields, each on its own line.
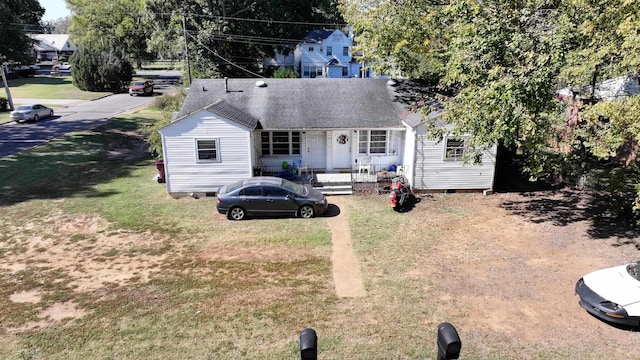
left=159, top=78, right=497, bottom=197
left=30, top=34, right=77, bottom=63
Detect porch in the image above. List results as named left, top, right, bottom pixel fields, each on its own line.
left=257, top=164, right=407, bottom=195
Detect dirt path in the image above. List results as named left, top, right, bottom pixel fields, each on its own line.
left=325, top=196, right=366, bottom=297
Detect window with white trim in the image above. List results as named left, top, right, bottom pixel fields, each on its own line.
left=358, top=130, right=388, bottom=155
left=302, top=66, right=323, bottom=78
left=261, top=131, right=301, bottom=156
left=343, top=46, right=349, bottom=56
left=444, top=137, right=466, bottom=161
left=326, top=46, right=333, bottom=56
left=196, top=139, right=220, bottom=161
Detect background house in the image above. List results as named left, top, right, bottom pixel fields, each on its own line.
left=30, top=34, right=76, bottom=63
left=159, top=78, right=497, bottom=198
left=265, top=29, right=388, bottom=79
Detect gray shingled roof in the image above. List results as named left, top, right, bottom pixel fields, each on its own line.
left=176, top=78, right=424, bottom=130
left=205, top=99, right=260, bottom=130
left=304, top=30, right=334, bottom=43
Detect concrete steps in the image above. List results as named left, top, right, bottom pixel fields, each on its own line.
left=315, top=184, right=353, bottom=195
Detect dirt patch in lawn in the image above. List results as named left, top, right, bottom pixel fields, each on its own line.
left=401, top=189, right=640, bottom=353
left=3, top=211, right=172, bottom=331
left=2, top=189, right=640, bottom=356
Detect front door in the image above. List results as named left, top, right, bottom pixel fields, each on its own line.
left=304, top=131, right=326, bottom=170
left=331, top=131, right=352, bottom=169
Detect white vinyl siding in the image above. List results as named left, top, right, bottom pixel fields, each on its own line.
left=411, top=128, right=496, bottom=191
left=160, top=111, right=253, bottom=194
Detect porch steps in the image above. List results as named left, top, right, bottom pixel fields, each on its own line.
left=309, top=173, right=354, bottom=195
left=314, top=184, right=353, bottom=195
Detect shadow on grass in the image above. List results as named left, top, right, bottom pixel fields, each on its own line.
left=500, top=188, right=640, bottom=245
left=494, top=147, right=640, bottom=245
left=0, top=118, right=153, bottom=207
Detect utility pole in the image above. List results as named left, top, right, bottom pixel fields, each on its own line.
left=182, top=13, right=192, bottom=86
left=0, top=64, right=14, bottom=111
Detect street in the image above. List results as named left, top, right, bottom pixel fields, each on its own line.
left=0, top=72, right=180, bottom=158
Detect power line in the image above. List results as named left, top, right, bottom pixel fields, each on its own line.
left=187, top=32, right=265, bottom=78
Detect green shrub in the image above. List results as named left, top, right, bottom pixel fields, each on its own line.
left=71, top=47, right=134, bottom=93
left=153, top=92, right=185, bottom=112
left=0, top=98, right=7, bottom=111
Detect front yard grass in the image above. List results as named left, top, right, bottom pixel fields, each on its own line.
left=5, top=75, right=112, bottom=100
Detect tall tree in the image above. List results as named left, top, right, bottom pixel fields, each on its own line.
left=340, top=0, right=640, bottom=218
left=147, top=0, right=345, bottom=77
left=339, top=0, right=447, bottom=80
left=67, top=0, right=153, bottom=66
left=42, top=16, right=72, bottom=34
left=0, top=0, right=45, bottom=63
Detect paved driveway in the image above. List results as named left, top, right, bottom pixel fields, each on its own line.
left=0, top=75, right=179, bottom=158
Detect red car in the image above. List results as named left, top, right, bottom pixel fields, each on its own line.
left=129, top=80, right=154, bottom=96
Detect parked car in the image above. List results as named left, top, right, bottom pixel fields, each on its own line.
left=575, top=261, right=640, bottom=327
left=129, top=80, right=154, bottom=96
left=52, top=62, right=71, bottom=70
left=216, top=176, right=329, bottom=220
left=10, top=104, right=54, bottom=123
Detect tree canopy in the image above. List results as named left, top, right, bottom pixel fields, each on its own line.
left=67, top=0, right=153, bottom=66
left=0, top=0, right=45, bottom=64
left=341, top=0, right=640, bottom=218
left=147, top=0, right=345, bottom=77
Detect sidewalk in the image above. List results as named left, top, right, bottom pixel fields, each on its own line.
left=12, top=98, right=88, bottom=107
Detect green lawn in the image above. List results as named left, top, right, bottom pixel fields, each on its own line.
left=0, top=75, right=113, bottom=124
left=5, top=75, right=112, bottom=100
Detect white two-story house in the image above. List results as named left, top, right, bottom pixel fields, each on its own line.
left=265, top=29, right=385, bottom=79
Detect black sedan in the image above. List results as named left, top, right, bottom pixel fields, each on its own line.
left=216, top=176, right=328, bottom=220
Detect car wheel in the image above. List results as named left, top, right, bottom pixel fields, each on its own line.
left=228, top=207, right=246, bottom=221
left=33, top=114, right=39, bottom=122
left=299, top=205, right=315, bottom=218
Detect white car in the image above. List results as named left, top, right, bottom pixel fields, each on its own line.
left=53, top=62, right=71, bottom=70
left=575, top=262, right=640, bottom=327
left=10, top=104, right=54, bottom=123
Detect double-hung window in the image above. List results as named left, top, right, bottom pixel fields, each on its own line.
left=358, top=130, right=388, bottom=155
left=302, top=66, right=323, bottom=78
left=342, top=46, right=349, bottom=56
left=261, top=131, right=301, bottom=156
left=326, top=46, right=333, bottom=56
left=444, top=137, right=466, bottom=161
left=196, top=139, right=220, bottom=161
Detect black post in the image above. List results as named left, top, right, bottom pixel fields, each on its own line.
left=300, top=328, right=317, bottom=360
left=437, top=322, right=461, bottom=360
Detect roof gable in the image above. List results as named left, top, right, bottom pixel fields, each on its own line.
left=30, top=34, right=76, bottom=52
left=205, top=100, right=260, bottom=129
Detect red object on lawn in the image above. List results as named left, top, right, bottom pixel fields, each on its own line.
left=155, top=160, right=166, bottom=183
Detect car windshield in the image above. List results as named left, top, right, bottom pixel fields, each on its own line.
left=132, top=81, right=145, bottom=86
left=627, top=262, right=640, bottom=281
left=16, top=106, right=31, bottom=110
left=225, top=180, right=244, bottom=194
left=280, top=178, right=306, bottom=195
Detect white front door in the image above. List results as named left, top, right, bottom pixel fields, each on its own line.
left=331, top=131, right=352, bottom=169
left=304, top=131, right=326, bottom=169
